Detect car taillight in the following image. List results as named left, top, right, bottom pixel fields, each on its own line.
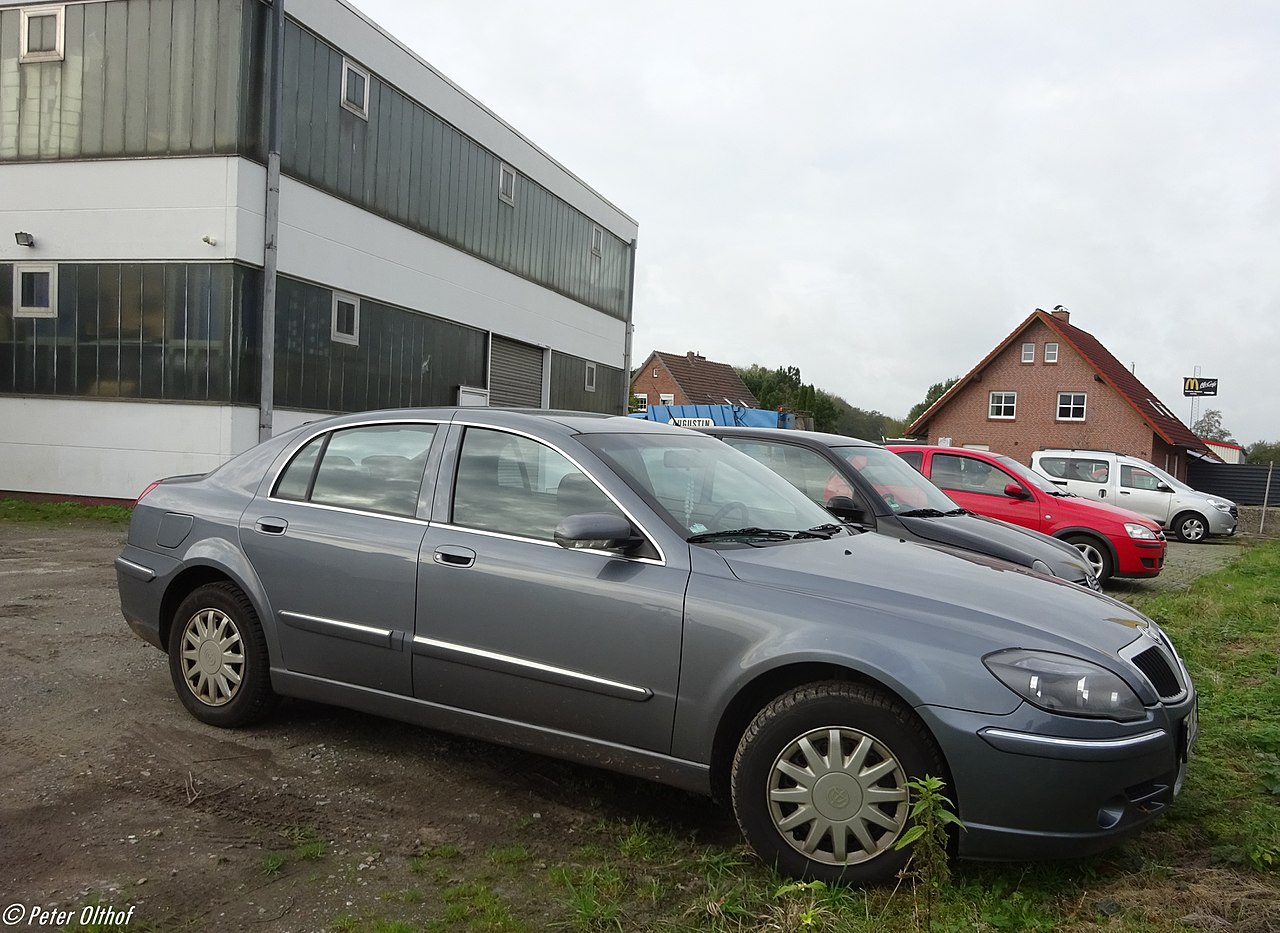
left=134, top=480, right=162, bottom=505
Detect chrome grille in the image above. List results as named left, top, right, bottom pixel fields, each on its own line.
left=1131, top=645, right=1182, bottom=701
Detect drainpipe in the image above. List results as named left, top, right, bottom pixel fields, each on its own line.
left=621, top=236, right=638, bottom=414
left=259, top=0, right=286, bottom=442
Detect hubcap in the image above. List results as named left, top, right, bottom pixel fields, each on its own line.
left=1181, top=519, right=1205, bottom=541
left=1074, top=542, right=1105, bottom=577
left=767, top=726, right=909, bottom=866
left=179, top=608, right=245, bottom=707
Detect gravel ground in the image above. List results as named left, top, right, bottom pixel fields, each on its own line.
left=0, top=523, right=1251, bottom=930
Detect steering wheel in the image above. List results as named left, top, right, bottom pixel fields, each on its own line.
left=709, top=500, right=749, bottom=527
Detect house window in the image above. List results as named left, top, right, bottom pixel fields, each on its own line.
left=1044, top=342, right=1059, bottom=363
left=1021, top=342, right=1035, bottom=364
left=20, top=6, right=64, bottom=63
left=14, top=263, right=57, bottom=318
left=498, top=165, right=516, bottom=206
left=585, top=362, right=597, bottom=393
left=988, top=391, right=1016, bottom=419
left=1057, top=392, right=1087, bottom=420
left=659, top=393, right=675, bottom=405
left=631, top=393, right=648, bottom=411
left=332, top=292, right=360, bottom=345
left=340, top=59, right=369, bottom=119
left=590, top=226, right=603, bottom=256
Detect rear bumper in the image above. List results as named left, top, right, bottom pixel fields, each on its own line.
left=920, top=693, right=1195, bottom=860
left=115, top=545, right=182, bottom=651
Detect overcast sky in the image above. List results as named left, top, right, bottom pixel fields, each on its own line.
left=350, top=1, right=1278, bottom=446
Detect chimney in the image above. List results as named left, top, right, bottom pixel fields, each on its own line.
left=1050, top=304, right=1070, bottom=324
left=687, top=350, right=704, bottom=362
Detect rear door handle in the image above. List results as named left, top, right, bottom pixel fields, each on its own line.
left=433, top=546, right=476, bottom=568
left=255, top=517, right=288, bottom=535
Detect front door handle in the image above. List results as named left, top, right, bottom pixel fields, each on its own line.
left=433, top=546, right=476, bottom=568
left=255, top=517, right=288, bottom=535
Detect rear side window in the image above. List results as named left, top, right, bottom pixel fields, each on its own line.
left=273, top=424, right=437, bottom=517
left=895, top=450, right=924, bottom=471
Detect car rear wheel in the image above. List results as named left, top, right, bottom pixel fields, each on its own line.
left=1063, top=534, right=1114, bottom=583
left=1172, top=512, right=1208, bottom=543
left=731, top=681, right=947, bottom=883
left=168, top=582, right=276, bottom=728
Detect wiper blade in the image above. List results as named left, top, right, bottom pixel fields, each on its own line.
left=687, top=527, right=796, bottom=543
left=897, top=508, right=947, bottom=518
left=943, top=508, right=968, bottom=516
left=797, top=523, right=845, bottom=539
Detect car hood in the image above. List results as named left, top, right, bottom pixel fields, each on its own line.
left=719, top=533, right=1147, bottom=658
left=898, top=513, right=1089, bottom=582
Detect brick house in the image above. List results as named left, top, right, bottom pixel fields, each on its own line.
left=906, top=308, right=1208, bottom=480
left=630, top=350, right=759, bottom=411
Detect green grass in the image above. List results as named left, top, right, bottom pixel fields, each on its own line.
left=0, top=497, right=131, bottom=524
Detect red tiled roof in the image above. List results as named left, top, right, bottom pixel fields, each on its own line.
left=908, top=310, right=1208, bottom=453
left=640, top=351, right=759, bottom=408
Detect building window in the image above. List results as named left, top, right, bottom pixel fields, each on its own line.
left=340, top=59, right=369, bottom=119
left=332, top=292, right=360, bottom=345
left=20, top=6, right=64, bottom=63
left=988, top=391, right=1016, bottom=419
left=631, top=393, right=648, bottom=412
left=498, top=165, right=516, bottom=206
left=585, top=362, right=597, bottom=393
left=590, top=226, right=603, bottom=257
left=1057, top=392, right=1087, bottom=421
left=1044, top=342, right=1059, bottom=363
left=659, top=393, right=675, bottom=405
left=14, top=263, right=57, bottom=318
left=1021, top=342, right=1035, bottom=363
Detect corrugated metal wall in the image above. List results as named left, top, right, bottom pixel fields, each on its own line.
left=1187, top=461, right=1278, bottom=507
left=488, top=336, right=543, bottom=407
left=548, top=350, right=623, bottom=414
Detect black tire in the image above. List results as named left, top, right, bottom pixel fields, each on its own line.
left=167, top=582, right=276, bottom=728
left=1172, top=512, right=1208, bottom=543
left=1063, top=534, right=1114, bottom=583
left=731, top=681, right=947, bottom=884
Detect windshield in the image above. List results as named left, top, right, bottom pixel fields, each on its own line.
left=584, top=433, right=840, bottom=539
left=994, top=454, right=1061, bottom=493
left=830, top=446, right=959, bottom=514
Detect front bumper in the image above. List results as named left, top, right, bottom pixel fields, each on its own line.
left=1113, top=539, right=1166, bottom=579
left=919, top=693, right=1196, bottom=860
left=1207, top=508, right=1238, bottom=537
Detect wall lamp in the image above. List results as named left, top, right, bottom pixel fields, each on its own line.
left=15, top=232, right=35, bottom=247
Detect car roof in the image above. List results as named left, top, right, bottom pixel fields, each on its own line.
left=885, top=445, right=1011, bottom=461
left=699, top=426, right=881, bottom=450
left=295, top=407, right=698, bottom=440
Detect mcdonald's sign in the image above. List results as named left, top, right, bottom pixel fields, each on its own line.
left=1183, top=377, right=1218, bottom=397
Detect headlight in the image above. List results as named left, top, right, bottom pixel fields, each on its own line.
left=984, top=649, right=1146, bottom=721
left=1125, top=523, right=1158, bottom=540
left=1208, top=499, right=1233, bottom=512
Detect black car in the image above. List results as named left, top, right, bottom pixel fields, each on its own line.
left=702, top=427, right=1099, bottom=590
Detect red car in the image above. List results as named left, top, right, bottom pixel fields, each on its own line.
left=886, top=445, right=1166, bottom=583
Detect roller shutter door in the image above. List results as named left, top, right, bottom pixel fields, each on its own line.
left=489, top=336, right=544, bottom=407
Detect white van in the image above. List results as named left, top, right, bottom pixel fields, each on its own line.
left=1031, top=449, right=1238, bottom=543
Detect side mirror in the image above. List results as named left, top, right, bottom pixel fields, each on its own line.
left=1004, top=483, right=1032, bottom=500
left=826, top=496, right=868, bottom=524
left=1156, top=482, right=1173, bottom=493
left=554, top=512, right=641, bottom=552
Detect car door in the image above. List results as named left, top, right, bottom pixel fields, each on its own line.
left=1117, top=464, right=1174, bottom=525
left=925, top=452, right=1043, bottom=532
left=239, top=421, right=441, bottom=695
left=412, top=424, right=688, bottom=754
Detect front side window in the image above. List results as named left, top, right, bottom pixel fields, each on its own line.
left=1021, top=342, right=1035, bottom=363
left=989, top=391, right=1016, bottom=419
left=931, top=454, right=1017, bottom=497
left=452, top=428, right=623, bottom=541
left=1057, top=392, right=1087, bottom=420
left=274, top=424, right=437, bottom=517
left=341, top=59, right=369, bottom=118
left=20, top=6, right=64, bottom=63
left=332, top=292, right=359, bottom=345
left=1045, top=342, right=1059, bottom=363
left=1121, top=465, right=1162, bottom=491
left=14, top=263, right=57, bottom=317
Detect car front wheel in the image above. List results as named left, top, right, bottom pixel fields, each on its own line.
left=1172, top=512, right=1208, bottom=543
left=168, top=582, right=276, bottom=728
left=1063, top=534, right=1114, bottom=583
left=731, top=682, right=947, bottom=883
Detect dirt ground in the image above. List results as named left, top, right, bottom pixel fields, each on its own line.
left=0, top=524, right=1247, bottom=931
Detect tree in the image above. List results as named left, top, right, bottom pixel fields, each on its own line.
left=906, top=377, right=959, bottom=427
left=1191, top=409, right=1235, bottom=443
left=738, top=364, right=803, bottom=412
left=1246, top=440, right=1280, bottom=464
